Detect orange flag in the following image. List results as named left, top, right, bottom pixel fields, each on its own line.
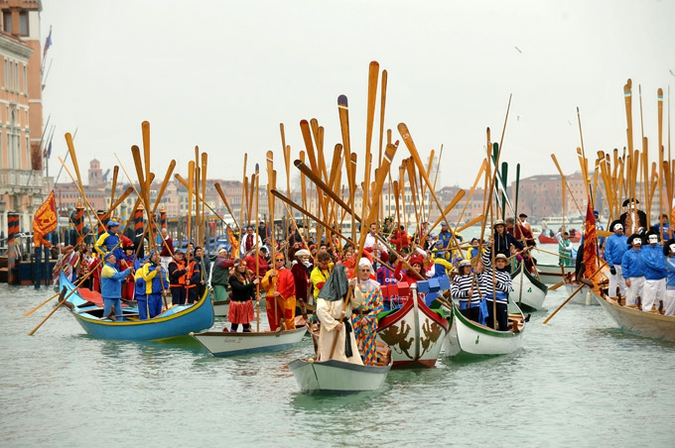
left=227, top=226, right=239, bottom=256
left=583, top=200, right=598, bottom=279
left=33, top=190, right=58, bottom=248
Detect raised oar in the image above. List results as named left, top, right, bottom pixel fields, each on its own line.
left=213, top=183, right=240, bottom=231
left=187, top=160, right=195, bottom=244
left=175, top=175, right=235, bottom=230
left=151, top=160, right=177, bottom=216
left=543, top=262, right=607, bottom=324
left=24, top=275, right=89, bottom=317
left=398, top=123, right=463, bottom=256
left=109, top=166, right=119, bottom=219
left=454, top=159, right=487, bottom=230
left=329, top=141, right=396, bottom=360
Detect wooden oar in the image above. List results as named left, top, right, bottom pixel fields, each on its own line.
left=24, top=274, right=89, bottom=317
left=548, top=280, right=564, bottom=291
left=543, top=262, right=607, bottom=324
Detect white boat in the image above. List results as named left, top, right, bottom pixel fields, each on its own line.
left=538, top=215, right=584, bottom=227
left=191, top=326, right=307, bottom=357
left=592, top=286, right=675, bottom=341
left=288, top=357, right=391, bottom=394
left=536, top=263, right=575, bottom=285
left=213, top=300, right=229, bottom=317
left=442, top=299, right=526, bottom=357
left=563, top=281, right=598, bottom=306
left=510, top=264, right=548, bottom=311
left=377, top=280, right=450, bottom=368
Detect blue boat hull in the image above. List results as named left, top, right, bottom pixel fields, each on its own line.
left=60, top=273, right=214, bottom=341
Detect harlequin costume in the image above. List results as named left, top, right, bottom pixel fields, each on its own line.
left=350, top=277, right=384, bottom=365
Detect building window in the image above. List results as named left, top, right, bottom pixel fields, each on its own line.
left=3, top=13, right=11, bottom=34
left=19, top=11, right=28, bottom=37
left=3, top=59, right=6, bottom=88
left=23, top=65, right=26, bottom=93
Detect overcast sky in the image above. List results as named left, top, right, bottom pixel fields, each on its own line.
left=40, top=0, right=675, bottom=190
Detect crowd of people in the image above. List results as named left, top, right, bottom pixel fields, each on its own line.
left=603, top=204, right=675, bottom=316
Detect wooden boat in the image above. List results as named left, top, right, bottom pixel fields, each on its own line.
left=377, top=280, right=450, bottom=368
left=59, top=272, right=214, bottom=341
left=442, top=299, right=526, bottom=357
left=288, top=357, right=392, bottom=394
left=562, top=274, right=598, bottom=306
left=191, top=326, right=307, bottom=357
left=536, top=263, right=575, bottom=285
left=510, top=263, right=548, bottom=311
left=213, top=299, right=229, bottom=317
left=538, top=228, right=581, bottom=244
left=591, top=285, right=675, bottom=342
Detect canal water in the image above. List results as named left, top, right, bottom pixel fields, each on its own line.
left=1, top=242, right=674, bottom=447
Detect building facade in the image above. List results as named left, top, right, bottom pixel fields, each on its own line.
left=0, top=0, right=47, bottom=240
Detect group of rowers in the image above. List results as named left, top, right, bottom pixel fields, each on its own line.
left=601, top=201, right=675, bottom=316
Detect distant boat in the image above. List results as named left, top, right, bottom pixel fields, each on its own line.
left=538, top=216, right=585, bottom=227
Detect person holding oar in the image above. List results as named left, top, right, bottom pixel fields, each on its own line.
left=261, top=252, right=296, bottom=331
left=136, top=250, right=169, bottom=319
left=451, top=259, right=485, bottom=324
left=315, top=262, right=362, bottom=365
left=94, top=220, right=124, bottom=263
left=480, top=247, right=512, bottom=331
left=101, top=252, right=132, bottom=321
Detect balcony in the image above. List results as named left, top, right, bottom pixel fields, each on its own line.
left=0, top=169, right=45, bottom=195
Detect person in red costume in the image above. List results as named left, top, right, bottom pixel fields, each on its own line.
left=261, top=253, right=297, bottom=331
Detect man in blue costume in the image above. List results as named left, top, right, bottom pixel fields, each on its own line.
left=100, top=252, right=132, bottom=320
left=604, top=220, right=628, bottom=300
left=640, top=231, right=667, bottom=312
left=94, top=220, right=124, bottom=262
left=137, top=250, right=169, bottom=318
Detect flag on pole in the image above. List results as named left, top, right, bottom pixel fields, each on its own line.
left=583, top=200, right=598, bottom=280
left=227, top=226, right=239, bottom=256
left=43, top=25, right=53, bottom=59
left=33, top=190, right=58, bottom=248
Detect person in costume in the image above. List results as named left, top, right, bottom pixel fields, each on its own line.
left=227, top=258, right=258, bottom=332
left=261, top=252, right=296, bottom=331
left=640, top=231, right=666, bottom=313
left=619, top=198, right=647, bottom=236
left=137, top=250, right=169, bottom=318
left=480, top=247, right=512, bottom=331
left=311, top=250, right=334, bottom=302
left=350, top=258, right=384, bottom=365
left=394, top=253, right=426, bottom=284
left=185, top=250, right=201, bottom=304
left=556, top=230, right=574, bottom=267
left=621, top=234, right=645, bottom=309
left=451, top=259, right=484, bottom=322
left=101, top=252, right=132, bottom=321
left=663, top=239, right=675, bottom=316
left=119, top=244, right=138, bottom=302
left=491, top=219, right=524, bottom=259
left=315, top=263, right=363, bottom=365
left=94, top=220, right=124, bottom=261
left=604, top=220, right=629, bottom=300
left=291, top=248, right=312, bottom=312
left=168, top=251, right=187, bottom=305
left=210, top=249, right=232, bottom=303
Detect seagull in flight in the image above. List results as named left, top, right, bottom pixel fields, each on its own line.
left=670, top=69, right=675, bottom=76
left=515, top=46, right=522, bottom=54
